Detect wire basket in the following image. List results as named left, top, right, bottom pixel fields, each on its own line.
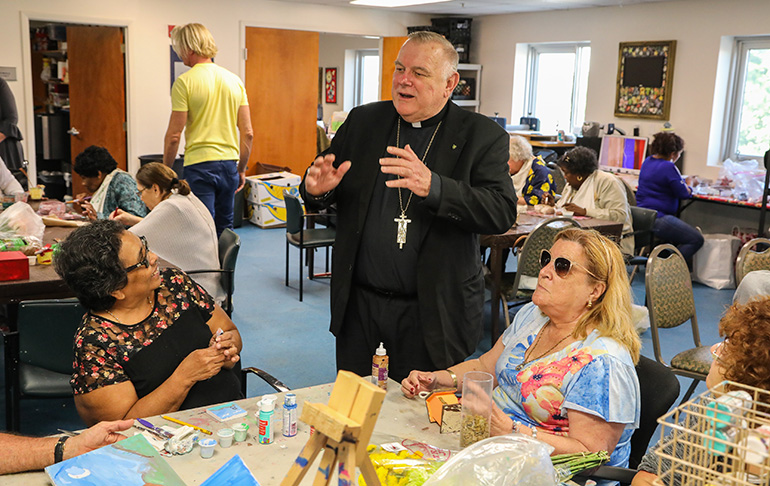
left=654, top=381, right=770, bottom=485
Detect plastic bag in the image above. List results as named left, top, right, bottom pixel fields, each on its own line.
left=423, top=435, right=557, bottom=486
left=358, top=442, right=445, bottom=486
left=719, top=158, right=766, bottom=203
left=0, top=202, right=44, bottom=254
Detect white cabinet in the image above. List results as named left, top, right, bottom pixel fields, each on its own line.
left=452, top=63, right=481, bottom=112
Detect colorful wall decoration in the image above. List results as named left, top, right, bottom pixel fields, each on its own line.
left=614, top=40, right=677, bottom=120
left=325, top=67, right=337, bottom=104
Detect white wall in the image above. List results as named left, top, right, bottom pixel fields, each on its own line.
left=318, top=33, right=379, bottom=125
left=474, top=0, right=770, bottom=179
left=0, top=0, right=427, bottom=181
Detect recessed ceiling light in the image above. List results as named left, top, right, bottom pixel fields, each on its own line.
left=351, top=0, right=450, bottom=7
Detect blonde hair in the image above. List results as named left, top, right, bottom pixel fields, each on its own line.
left=555, top=228, right=641, bottom=363
left=509, top=135, right=534, bottom=163
left=136, top=162, right=191, bottom=197
left=170, top=23, right=218, bottom=59
left=404, top=31, right=458, bottom=78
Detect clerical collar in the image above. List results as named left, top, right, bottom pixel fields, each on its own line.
left=402, top=102, right=449, bottom=129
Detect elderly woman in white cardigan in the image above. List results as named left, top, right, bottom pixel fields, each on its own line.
left=111, top=163, right=224, bottom=302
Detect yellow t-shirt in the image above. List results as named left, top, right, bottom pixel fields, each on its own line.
left=171, top=63, right=249, bottom=166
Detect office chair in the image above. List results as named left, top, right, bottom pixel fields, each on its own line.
left=4, top=298, right=86, bottom=431
left=188, top=228, right=241, bottom=316
left=626, top=206, right=658, bottom=283
left=284, top=193, right=336, bottom=301
left=646, top=244, right=713, bottom=405
left=735, top=237, right=770, bottom=285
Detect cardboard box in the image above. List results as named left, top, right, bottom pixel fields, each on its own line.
left=0, top=251, right=30, bottom=281
left=245, top=172, right=301, bottom=206
left=247, top=202, right=288, bottom=228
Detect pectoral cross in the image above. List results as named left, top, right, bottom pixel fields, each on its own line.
left=394, top=213, right=411, bottom=249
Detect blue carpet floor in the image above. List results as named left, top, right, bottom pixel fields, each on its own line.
left=1, top=222, right=733, bottom=441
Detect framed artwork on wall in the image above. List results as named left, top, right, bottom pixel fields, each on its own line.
left=325, top=67, right=337, bottom=104
left=614, top=40, right=677, bottom=120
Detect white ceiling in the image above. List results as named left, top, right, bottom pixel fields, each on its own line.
left=273, top=0, right=675, bottom=16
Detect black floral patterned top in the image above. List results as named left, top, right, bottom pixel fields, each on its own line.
left=71, top=268, right=216, bottom=395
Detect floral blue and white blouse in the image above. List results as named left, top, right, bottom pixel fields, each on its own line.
left=493, top=302, right=640, bottom=467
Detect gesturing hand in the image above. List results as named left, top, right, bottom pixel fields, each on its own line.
left=401, top=370, right=437, bottom=398
left=64, top=419, right=133, bottom=460
left=305, top=154, right=351, bottom=196
left=380, top=145, right=432, bottom=198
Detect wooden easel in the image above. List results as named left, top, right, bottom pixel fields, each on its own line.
left=281, top=371, right=385, bottom=486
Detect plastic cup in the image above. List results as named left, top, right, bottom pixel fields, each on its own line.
left=199, top=438, right=217, bottom=458
left=233, top=423, right=249, bottom=442
left=217, top=428, right=234, bottom=448
left=460, top=371, right=493, bottom=448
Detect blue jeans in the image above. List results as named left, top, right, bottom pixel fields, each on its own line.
left=653, top=214, right=704, bottom=262
left=184, top=160, right=238, bottom=237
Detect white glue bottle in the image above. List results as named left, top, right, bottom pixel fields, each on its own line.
left=283, top=393, right=298, bottom=437
left=258, top=394, right=277, bottom=444
left=372, top=342, right=389, bottom=390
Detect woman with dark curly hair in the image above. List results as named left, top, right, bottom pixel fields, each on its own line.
left=635, top=132, right=703, bottom=264
left=632, top=296, right=770, bottom=486
left=54, top=220, right=242, bottom=426
left=72, top=145, right=147, bottom=221
left=554, top=146, right=634, bottom=256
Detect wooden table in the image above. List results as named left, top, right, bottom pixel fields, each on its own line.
left=481, top=212, right=624, bottom=343
left=4, top=380, right=459, bottom=486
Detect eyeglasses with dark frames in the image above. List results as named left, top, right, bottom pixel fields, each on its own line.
left=136, top=186, right=150, bottom=198
left=539, top=249, right=601, bottom=281
left=125, top=235, right=150, bottom=273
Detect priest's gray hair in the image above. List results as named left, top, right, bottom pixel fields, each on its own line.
left=406, top=31, right=458, bottom=79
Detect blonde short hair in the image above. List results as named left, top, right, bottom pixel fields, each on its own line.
left=509, top=135, right=534, bottom=163
left=555, top=228, right=641, bottom=363
left=170, top=23, right=218, bottom=59
left=405, top=31, right=458, bottom=79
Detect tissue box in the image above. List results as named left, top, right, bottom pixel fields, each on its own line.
left=245, top=172, right=301, bottom=206
left=0, top=251, right=30, bottom=281
left=247, top=202, right=288, bottom=228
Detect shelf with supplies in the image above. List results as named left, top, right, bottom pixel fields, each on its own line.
left=452, top=63, right=481, bottom=112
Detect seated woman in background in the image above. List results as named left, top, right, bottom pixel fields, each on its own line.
left=73, top=146, right=147, bottom=221
left=111, top=162, right=224, bottom=302
left=508, top=135, right=556, bottom=206
left=403, top=229, right=641, bottom=468
left=553, top=146, right=634, bottom=256
left=635, top=132, right=703, bottom=264
left=54, top=220, right=242, bottom=426
left=632, top=296, right=770, bottom=485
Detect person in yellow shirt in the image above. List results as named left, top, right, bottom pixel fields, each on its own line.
left=163, top=23, right=253, bottom=236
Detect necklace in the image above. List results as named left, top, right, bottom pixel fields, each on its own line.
left=103, top=295, right=154, bottom=324
left=393, top=118, right=442, bottom=249
left=515, top=321, right=572, bottom=371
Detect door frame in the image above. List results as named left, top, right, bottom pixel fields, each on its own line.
left=19, top=12, right=131, bottom=186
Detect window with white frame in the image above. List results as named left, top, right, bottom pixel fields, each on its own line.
left=725, top=37, right=770, bottom=161
left=523, top=43, right=591, bottom=134
left=354, top=49, right=380, bottom=107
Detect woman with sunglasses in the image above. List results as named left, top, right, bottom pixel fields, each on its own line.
left=54, top=220, right=242, bottom=426
left=632, top=296, right=770, bottom=486
left=402, top=228, right=641, bottom=468
left=110, top=163, right=224, bottom=303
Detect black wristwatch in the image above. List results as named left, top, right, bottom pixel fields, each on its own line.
left=54, top=436, right=70, bottom=463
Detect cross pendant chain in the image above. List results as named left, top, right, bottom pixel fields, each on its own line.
left=394, top=213, right=411, bottom=249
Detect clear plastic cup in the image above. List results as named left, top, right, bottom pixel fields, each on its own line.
left=217, top=428, right=234, bottom=448
left=460, top=371, right=493, bottom=448
left=233, top=423, right=249, bottom=442
left=199, top=438, right=217, bottom=458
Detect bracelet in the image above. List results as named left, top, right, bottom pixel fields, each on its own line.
left=54, top=436, right=69, bottom=463
left=445, top=369, right=458, bottom=390
left=531, top=425, right=538, bottom=439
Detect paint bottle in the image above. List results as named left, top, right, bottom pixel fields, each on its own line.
left=372, top=342, right=389, bottom=390
left=258, top=394, right=277, bottom=444
left=283, top=393, right=298, bottom=437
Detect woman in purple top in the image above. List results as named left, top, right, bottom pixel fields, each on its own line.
left=635, top=132, right=703, bottom=263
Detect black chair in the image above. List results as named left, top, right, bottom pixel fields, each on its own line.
left=626, top=206, right=658, bottom=283
left=188, top=228, right=241, bottom=317
left=240, top=364, right=290, bottom=396
left=284, top=193, right=336, bottom=301
left=3, top=299, right=86, bottom=431
left=580, top=356, right=681, bottom=484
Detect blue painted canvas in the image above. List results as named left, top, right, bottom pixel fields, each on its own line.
left=200, top=455, right=260, bottom=486
left=45, top=434, right=186, bottom=486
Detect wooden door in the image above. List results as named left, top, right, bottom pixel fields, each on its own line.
left=245, top=27, right=318, bottom=176
left=380, top=36, right=408, bottom=101
left=67, top=26, right=127, bottom=195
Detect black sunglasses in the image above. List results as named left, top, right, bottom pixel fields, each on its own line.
left=125, top=235, right=150, bottom=273
left=539, top=249, right=600, bottom=280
